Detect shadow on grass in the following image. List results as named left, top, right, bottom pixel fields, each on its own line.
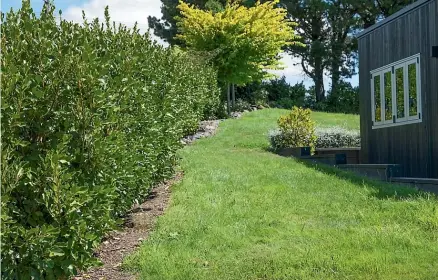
left=296, top=159, right=429, bottom=200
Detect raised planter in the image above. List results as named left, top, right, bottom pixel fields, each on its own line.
left=390, top=177, right=438, bottom=194
left=337, top=164, right=402, bottom=181
left=300, top=154, right=337, bottom=165
left=277, top=147, right=311, bottom=157
left=315, top=147, right=360, bottom=164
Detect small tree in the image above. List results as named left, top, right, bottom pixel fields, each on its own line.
left=176, top=0, right=302, bottom=113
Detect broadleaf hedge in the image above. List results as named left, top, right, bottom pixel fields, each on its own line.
left=1, top=1, right=220, bottom=278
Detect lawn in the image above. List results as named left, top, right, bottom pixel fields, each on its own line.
left=125, top=109, right=438, bottom=280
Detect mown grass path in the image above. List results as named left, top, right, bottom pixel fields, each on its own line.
left=125, top=109, right=438, bottom=280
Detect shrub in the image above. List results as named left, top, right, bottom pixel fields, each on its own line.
left=232, top=99, right=252, bottom=112
left=274, top=107, right=317, bottom=150
left=252, top=88, right=269, bottom=107
left=236, top=77, right=306, bottom=109
left=273, top=97, right=296, bottom=109
left=265, top=77, right=306, bottom=108
left=287, top=82, right=306, bottom=107
left=315, top=127, right=361, bottom=148
left=235, top=82, right=261, bottom=103
left=1, top=2, right=220, bottom=278
left=325, top=81, right=359, bottom=114
left=305, top=81, right=359, bottom=114
left=235, top=83, right=268, bottom=107
left=268, top=129, right=285, bottom=150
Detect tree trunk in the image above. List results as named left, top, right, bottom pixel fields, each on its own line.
left=330, top=50, right=341, bottom=95
left=314, top=58, right=325, bottom=103
left=227, top=83, right=231, bottom=115
left=231, top=84, right=235, bottom=108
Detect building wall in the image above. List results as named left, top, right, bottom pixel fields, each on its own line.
left=358, top=0, right=438, bottom=178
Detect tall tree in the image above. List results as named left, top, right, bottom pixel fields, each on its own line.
left=176, top=0, right=302, bottom=112
left=148, top=0, right=205, bottom=45
left=282, top=0, right=329, bottom=103
left=354, top=0, right=417, bottom=28
left=149, top=0, right=254, bottom=45
left=326, top=0, right=360, bottom=95
left=282, top=0, right=415, bottom=104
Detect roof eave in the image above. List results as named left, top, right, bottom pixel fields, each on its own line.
left=357, top=0, right=433, bottom=39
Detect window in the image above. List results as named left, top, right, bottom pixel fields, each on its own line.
left=372, top=74, right=382, bottom=123
left=370, top=54, right=421, bottom=129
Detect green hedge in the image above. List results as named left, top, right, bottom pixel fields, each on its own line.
left=1, top=1, right=220, bottom=278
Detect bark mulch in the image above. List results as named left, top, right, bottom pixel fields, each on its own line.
left=73, top=173, right=182, bottom=280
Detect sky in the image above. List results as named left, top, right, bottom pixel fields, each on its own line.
left=1, top=0, right=358, bottom=88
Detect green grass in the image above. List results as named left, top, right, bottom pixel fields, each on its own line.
left=125, top=109, right=438, bottom=280
left=256, top=109, right=360, bottom=131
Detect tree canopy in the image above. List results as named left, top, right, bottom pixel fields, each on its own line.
left=152, top=0, right=418, bottom=104
left=176, top=0, right=303, bottom=85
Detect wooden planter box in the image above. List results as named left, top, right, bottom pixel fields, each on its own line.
left=277, top=147, right=311, bottom=157
left=315, top=147, right=361, bottom=164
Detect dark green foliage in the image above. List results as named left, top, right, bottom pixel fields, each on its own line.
left=235, top=77, right=306, bottom=109
left=325, top=81, right=359, bottom=114
left=1, top=1, right=220, bottom=278
left=205, top=0, right=225, bottom=13
left=148, top=0, right=253, bottom=45
left=353, top=0, right=419, bottom=28
left=281, top=0, right=414, bottom=105
left=265, top=77, right=306, bottom=108
left=281, top=0, right=329, bottom=103
left=304, top=82, right=359, bottom=114
left=235, top=81, right=263, bottom=104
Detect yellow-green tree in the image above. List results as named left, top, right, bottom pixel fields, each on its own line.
left=176, top=0, right=302, bottom=112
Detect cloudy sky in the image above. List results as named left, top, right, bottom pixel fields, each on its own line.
left=2, top=0, right=358, bottom=88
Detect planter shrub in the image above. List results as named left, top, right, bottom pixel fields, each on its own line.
left=268, top=129, right=284, bottom=150
left=1, top=2, right=220, bottom=279
left=269, top=110, right=359, bottom=152
left=315, top=127, right=361, bottom=148
left=269, top=107, right=316, bottom=151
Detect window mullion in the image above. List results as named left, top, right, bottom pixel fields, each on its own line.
left=404, top=62, right=409, bottom=119
left=371, top=76, right=375, bottom=124
left=391, top=68, right=396, bottom=122
left=416, top=60, right=421, bottom=119
left=380, top=72, right=385, bottom=123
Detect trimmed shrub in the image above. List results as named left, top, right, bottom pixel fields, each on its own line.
left=315, top=127, right=361, bottom=148
left=1, top=2, right=220, bottom=279
left=273, top=107, right=317, bottom=150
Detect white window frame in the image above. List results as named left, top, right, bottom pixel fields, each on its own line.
left=405, top=58, right=422, bottom=121
left=371, top=73, right=383, bottom=126
left=370, top=53, right=422, bottom=129
left=394, top=64, right=407, bottom=122
left=382, top=69, right=394, bottom=125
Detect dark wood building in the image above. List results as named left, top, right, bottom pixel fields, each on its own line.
left=358, top=0, right=438, bottom=178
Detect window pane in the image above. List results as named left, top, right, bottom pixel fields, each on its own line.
left=384, top=71, right=392, bottom=121
left=395, top=67, right=405, bottom=118
left=408, top=63, right=418, bottom=117
left=374, top=75, right=381, bottom=122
